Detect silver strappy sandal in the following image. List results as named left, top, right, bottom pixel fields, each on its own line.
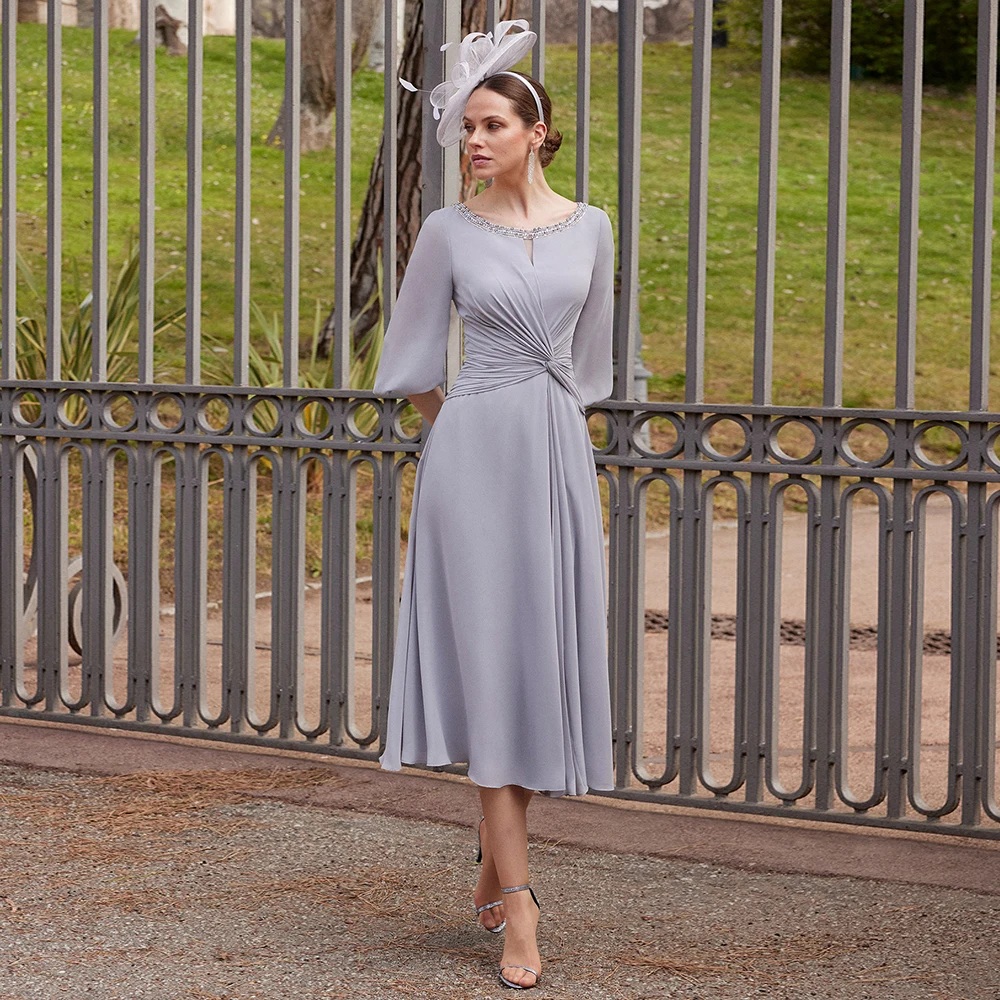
left=497, top=882, right=542, bottom=989
left=473, top=815, right=506, bottom=934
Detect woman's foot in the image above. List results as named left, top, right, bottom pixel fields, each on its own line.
left=474, top=817, right=506, bottom=931
left=498, top=888, right=541, bottom=987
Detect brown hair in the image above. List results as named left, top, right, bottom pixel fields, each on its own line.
left=473, top=73, right=563, bottom=169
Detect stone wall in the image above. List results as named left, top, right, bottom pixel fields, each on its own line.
left=10, top=0, right=234, bottom=33
left=8, top=0, right=692, bottom=45
left=10, top=0, right=80, bottom=24
left=539, top=0, right=694, bottom=45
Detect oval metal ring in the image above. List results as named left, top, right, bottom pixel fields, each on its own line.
left=765, top=415, right=822, bottom=465
left=631, top=411, right=684, bottom=460
left=908, top=419, right=968, bottom=472
left=699, top=413, right=752, bottom=463
left=835, top=417, right=894, bottom=468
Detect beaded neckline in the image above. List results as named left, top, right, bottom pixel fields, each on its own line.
left=454, top=201, right=588, bottom=239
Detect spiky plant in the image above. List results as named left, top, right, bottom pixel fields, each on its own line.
left=12, top=241, right=185, bottom=423
left=202, top=244, right=388, bottom=439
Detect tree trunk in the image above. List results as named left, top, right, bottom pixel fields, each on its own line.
left=266, top=0, right=379, bottom=152
left=315, top=0, right=520, bottom=360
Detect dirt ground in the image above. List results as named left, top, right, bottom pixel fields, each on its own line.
left=1, top=722, right=999, bottom=1000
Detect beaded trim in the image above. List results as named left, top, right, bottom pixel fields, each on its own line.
left=454, top=201, right=588, bottom=239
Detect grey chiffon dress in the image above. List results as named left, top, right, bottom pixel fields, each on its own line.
left=372, top=199, right=616, bottom=798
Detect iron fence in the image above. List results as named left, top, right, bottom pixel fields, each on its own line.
left=1, top=0, right=999, bottom=839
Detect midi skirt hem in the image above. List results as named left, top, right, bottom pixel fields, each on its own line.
left=379, top=754, right=614, bottom=799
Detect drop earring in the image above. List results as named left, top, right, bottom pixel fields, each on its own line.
left=527, top=147, right=535, bottom=185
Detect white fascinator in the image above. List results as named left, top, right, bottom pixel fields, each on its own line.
left=398, top=19, right=540, bottom=148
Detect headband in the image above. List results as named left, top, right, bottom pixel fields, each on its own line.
left=491, top=70, right=545, bottom=129
left=398, top=19, right=542, bottom=148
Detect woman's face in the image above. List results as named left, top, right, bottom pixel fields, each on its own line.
left=462, top=86, right=543, bottom=182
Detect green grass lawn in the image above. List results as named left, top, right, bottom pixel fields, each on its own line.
left=3, top=27, right=998, bottom=411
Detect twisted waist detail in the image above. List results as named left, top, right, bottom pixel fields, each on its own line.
left=448, top=351, right=584, bottom=413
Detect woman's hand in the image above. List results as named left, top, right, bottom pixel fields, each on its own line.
left=406, top=386, right=446, bottom=426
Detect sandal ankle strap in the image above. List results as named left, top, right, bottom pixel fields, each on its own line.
left=500, top=883, right=531, bottom=894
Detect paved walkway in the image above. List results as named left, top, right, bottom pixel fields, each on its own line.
left=1, top=719, right=998, bottom=1000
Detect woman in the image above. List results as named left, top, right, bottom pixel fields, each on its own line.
left=372, top=20, right=616, bottom=991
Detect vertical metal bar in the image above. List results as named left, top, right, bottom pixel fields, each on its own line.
left=106, top=447, right=136, bottom=715
left=485, top=0, right=499, bottom=34
left=678, top=422, right=703, bottom=794
left=611, top=459, right=638, bottom=787
left=823, top=0, right=850, bottom=408
left=224, top=446, right=254, bottom=731
left=380, top=0, right=398, bottom=348
left=422, top=1, right=460, bottom=389
left=752, top=0, right=781, bottom=406
left=138, top=0, right=156, bottom=384
left=690, top=473, right=713, bottom=795
left=37, top=439, right=67, bottom=711
left=332, top=0, right=351, bottom=390
left=815, top=425, right=841, bottom=809
left=47, top=0, right=63, bottom=381
left=234, top=0, right=251, bottom=386
left=0, top=435, right=21, bottom=704
left=964, top=1, right=997, bottom=829
left=186, top=0, right=204, bottom=385
left=885, top=0, right=925, bottom=821
left=92, top=0, right=109, bottom=382
left=374, top=0, right=399, bottom=746
left=895, top=0, right=923, bottom=410
left=969, top=0, right=997, bottom=412
left=964, top=454, right=988, bottom=828
left=575, top=0, right=590, bottom=204
left=763, top=484, right=785, bottom=797
left=0, top=0, right=14, bottom=379
left=129, top=444, right=158, bottom=720
left=343, top=461, right=362, bottom=741
left=631, top=484, right=649, bottom=780
left=177, top=445, right=207, bottom=726
left=743, top=452, right=768, bottom=801
left=531, top=0, right=544, bottom=84
left=685, top=0, right=712, bottom=405
left=887, top=441, right=913, bottom=819
left=872, top=496, right=892, bottom=807
left=816, top=0, right=851, bottom=809
left=421, top=1, right=460, bottom=217
left=615, top=0, right=641, bottom=402
left=302, top=457, right=333, bottom=741
left=907, top=492, right=928, bottom=809
left=272, top=451, right=304, bottom=737
left=283, top=0, right=301, bottom=388
left=421, top=2, right=445, bottom=215
left=982, top=493, right=999, bottom=822
left=82, top=443, right=112, bottom=714
left=343, top=446, right=361, bottom=747
left=665, top=477, right=683, bottom=784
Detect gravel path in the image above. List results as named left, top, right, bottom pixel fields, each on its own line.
left=1, top=762, right=997, bottom=1000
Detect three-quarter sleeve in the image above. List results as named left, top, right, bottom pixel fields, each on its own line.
left=373, top=209, right=454, bottom=397
left=571, top=209, right=616, bottom=409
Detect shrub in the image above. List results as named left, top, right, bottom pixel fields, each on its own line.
left=722, top=0, right=981, bottom=89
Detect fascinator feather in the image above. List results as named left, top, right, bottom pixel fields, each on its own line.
left=398, top=19, right=542, bottom=148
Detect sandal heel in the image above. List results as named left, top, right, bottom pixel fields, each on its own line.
left=497, top=882, right=542, bottom=989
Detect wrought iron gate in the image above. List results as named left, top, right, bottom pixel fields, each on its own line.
left=2, top=0, right=999, bottom=838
